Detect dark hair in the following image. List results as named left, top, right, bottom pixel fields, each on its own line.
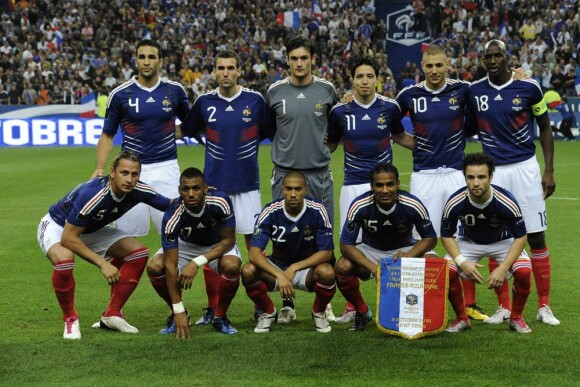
left=215, top=50, right=240, bottom=68
left=350, top=56, right=379, bottom=77
left=180, top=167, right=205, bottom=182
left=463, top=152, right=495, bottom=176
left=370, top=163, right=399, bottom=183
left=284, top=35, right=315, bottom=57
left=136, top=39, right=162, bottom=58
left=283, top=170, right=307, bottom=186
left=111, top=150, right=141, bottom=170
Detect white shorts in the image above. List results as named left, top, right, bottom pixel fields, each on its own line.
left=444, top=236, right=529, bottom=279
left=410, top=168, right=464, bottom=237
left=156, top=240, right=241, bottom=273
left=116, top=159, right=180, bottom=236
left=268, top=258, right=311, bottom=292
left=37, top=213, right=130, bottom=258
left=228, top=190, right=262, bottom=235
left=491, top=157, right=546, bottom=233
left=339, top=183, right=369, bottom=232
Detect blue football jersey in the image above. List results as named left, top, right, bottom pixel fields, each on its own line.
left=103, top=77, right=189, bottom=164
left=161, top=191, right=235, bottom=250
left=441, top=185, right=527, bottom=244
left=466, top=78, right=547, bottom=165
left=328, top=95, right=404, bottom=185
left=340, top=190, right=436, bottom=250
left=250, top=198, right=334, bottom=268
left=396, top=79, right=470, bottom=171
left=181, top=88, right=270, bottom=193
left=49, top=177, right=170, bottom=234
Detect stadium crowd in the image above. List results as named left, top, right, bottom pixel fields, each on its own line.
left=0, top=0, right=578, bottom=106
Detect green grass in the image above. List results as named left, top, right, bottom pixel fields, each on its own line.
left=0, top=143, right=579, bottom=386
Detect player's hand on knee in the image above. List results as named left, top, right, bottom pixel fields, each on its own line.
left=100, top=261, right=120, bottom=285
left=487, top=269, right=506, bottom=289
left=277, top=276, right=295, bottom=301
left=459, top=261, right=484, bottom=284
left=174, top=312, right=190, bottom=339
left=180, top=263, right=198, bottom=290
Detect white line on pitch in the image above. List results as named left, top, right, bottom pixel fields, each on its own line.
left=551, top=197, right=580, bottom=201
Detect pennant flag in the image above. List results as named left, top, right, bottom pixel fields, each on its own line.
left=276, top=11, right=300, bottom=29
left=80, top=92, right=96, bottom=118
left=376, top=257, right=449, bottom=339
left=312, top=0, right=323, bottom=20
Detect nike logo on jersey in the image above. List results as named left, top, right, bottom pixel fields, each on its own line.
left=197, top=223, right=205, bottom=229
left=297, top=93, right=306, bottom=99
left=146, top=97, right=156, bottom=103
left=226, top=106, right=234, bottom=111
left=494, top=95, right=503, bottom=101
left=291, top=226, right=300, bottom=232
left=362, top=114, right=371, bottom=120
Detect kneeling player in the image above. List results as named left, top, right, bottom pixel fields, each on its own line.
left=147, top=168, right=241, bottom=338
left=441, top=152, right=532, bottom=334
left=242, top=171, right=336, bottom=333
left=336, top=163, right=437, bottom=331
left=37, top=151, right=170, bottom=339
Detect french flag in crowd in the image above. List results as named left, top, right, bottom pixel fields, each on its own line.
left=80, top=92, right=96, bottom=118
left=312, top=0, right=323, bottom=20
left=276, top=11, right=300, bottom=29
left=376, top=257, right=448, bottom=339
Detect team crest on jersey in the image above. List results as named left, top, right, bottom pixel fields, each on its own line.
left=377, top=115, right=387, bottom=130
left=253, top=227, right=261, bottom=237
left=489, top=214, right=501, bottom=228
left=448, top=96, right=460, bottom=111
left=347, top=221, right=357, bottom=233
left=512, top=97, right=523, bottom=111
left=242, top=106, right=252, bottom=122
left=303, top=225, right=314, bottom=241
left=162, top=97, right=172, bottom=112
left=314, top=101, right=324, bottom=116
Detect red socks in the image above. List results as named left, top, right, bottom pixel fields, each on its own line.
left=530, top=247, right=551, bottom=307
left=511, top=259, right=532, bottom=318
left=203, top=265, right=220, bottom=309
left=461, top=278, right=476, bottom=307
left=336, top=275, right=368, bottom=314
left=245, top=281, right=274, bottom=314
left=52, top=260, right=77, bottom=320
left=448, top=266, right=467, bottom=319
left=489, top=258, right=511, bottom=310
left=215, top=273, right=240, bottom=317
left=104, top=248, right=148, bottom=317
left=313, top=282, right=336, bottom=314
left=149, top=274, right=172, bottom=309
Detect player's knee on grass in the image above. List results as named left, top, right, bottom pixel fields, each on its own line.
left=312, top=263, right=335, bottom=286
left=241, top=262, right=258, bottom=285
left=220, top=255, right=242, bottom=276
left=334, top=256, right=355, bottom=276
left=146, top=253, right=165, bottom=276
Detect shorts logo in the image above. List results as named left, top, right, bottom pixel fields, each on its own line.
left=386, top=5, right=430, bottom=46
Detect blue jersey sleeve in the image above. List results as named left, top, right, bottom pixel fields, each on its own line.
left=102, top=92, right=122, bottom=135
left=161, top=205, right=180, bottom=251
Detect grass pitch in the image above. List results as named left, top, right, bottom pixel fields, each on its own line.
left=0, top=142, right=578, bottom=386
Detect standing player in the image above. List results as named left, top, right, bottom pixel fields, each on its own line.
left=92, top=39, right=189, bottom=236
left=395, top=45, right=491, bottom=321
left=336, top=163, right=437, bottom=331
left=466, top=40, right=559, bottom=325
left=266, top=35, right=339, bottom=322
left=327, top=55, right=414, bottom=323
left=146, top=168, right=241, bottom=337
left=37, top=151, right=170, bottom=339
left=441, top=152, right=533, bottom=334
left=181, top=50, right=270, bottom=325
left=242, top=172, right=336, bottom=333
